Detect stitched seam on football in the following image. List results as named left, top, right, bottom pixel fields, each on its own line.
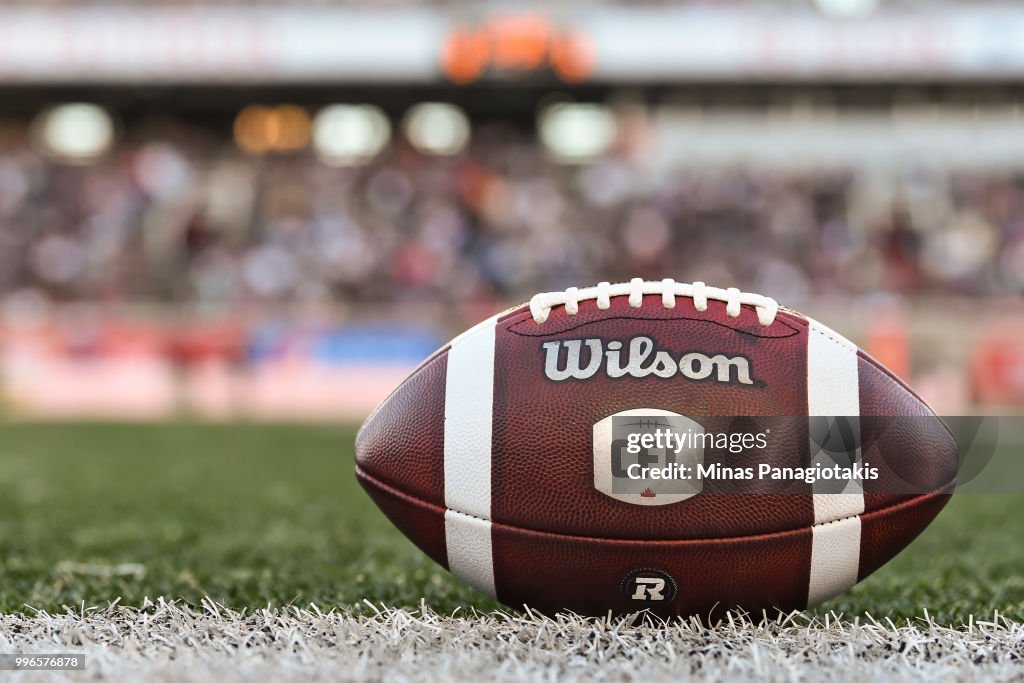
left=506, top=310, right=801, bottom=340
left=355, top=465, right=955, bottom=544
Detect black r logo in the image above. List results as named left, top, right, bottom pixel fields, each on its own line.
left=622, top=569, right=677, bottom=603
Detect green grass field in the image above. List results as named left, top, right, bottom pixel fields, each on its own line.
left=0, top=422, right=1021, bottom=623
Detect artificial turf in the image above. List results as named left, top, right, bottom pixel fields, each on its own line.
left=0, top=422, right=1020, bottom=623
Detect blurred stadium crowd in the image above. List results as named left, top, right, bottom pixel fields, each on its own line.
left=0, top=0, right=1021, bottom=420
left=0, top=121, right=1021, bottom=312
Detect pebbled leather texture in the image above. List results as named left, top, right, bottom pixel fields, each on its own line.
left=355, top=353, right=447, bottom=505
left=356, top=466, right=952, bottom=619
left=491, top=297, right=812, bottom=540
left=354, top=293, right=957, bottom=617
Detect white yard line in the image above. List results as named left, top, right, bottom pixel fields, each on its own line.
left=0, top=599, right=1020, bottom=683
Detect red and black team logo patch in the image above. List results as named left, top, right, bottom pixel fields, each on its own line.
left=622, top=569, right=678, bottom=603
left=593, top=409, right=705, bottom=506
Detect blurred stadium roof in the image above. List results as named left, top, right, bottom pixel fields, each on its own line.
left=0, top=4, right=1022, bottom=85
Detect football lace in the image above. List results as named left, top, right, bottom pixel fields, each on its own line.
left=528, top=278, right=780, bottom=326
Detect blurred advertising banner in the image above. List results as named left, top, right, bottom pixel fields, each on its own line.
left=972, top=326, right=1024, bottom=407
left=0, top=300, right=1020, bottom=421
left=0, top=318, right=442, bottom=421
left=1, top=5, right=1024, bottom=84
left=0, top=7, right=443, bottom=83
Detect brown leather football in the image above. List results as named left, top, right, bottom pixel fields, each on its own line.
left=355, top=279, right=957, bottom=619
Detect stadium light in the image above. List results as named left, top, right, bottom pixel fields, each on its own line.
left=32, top=103, right=114, bottom=163
left=234, top=105, right=312, bottom=155
left=272, top=105, right=313, bottom=152
left=312, top=105, right=391, bottom=166
left=403, top=103, right=470, bottom=156
left=538, top=102, right=617, bottom=163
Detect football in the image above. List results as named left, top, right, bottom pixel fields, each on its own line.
left=355, top=279, right=958, bottom=619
